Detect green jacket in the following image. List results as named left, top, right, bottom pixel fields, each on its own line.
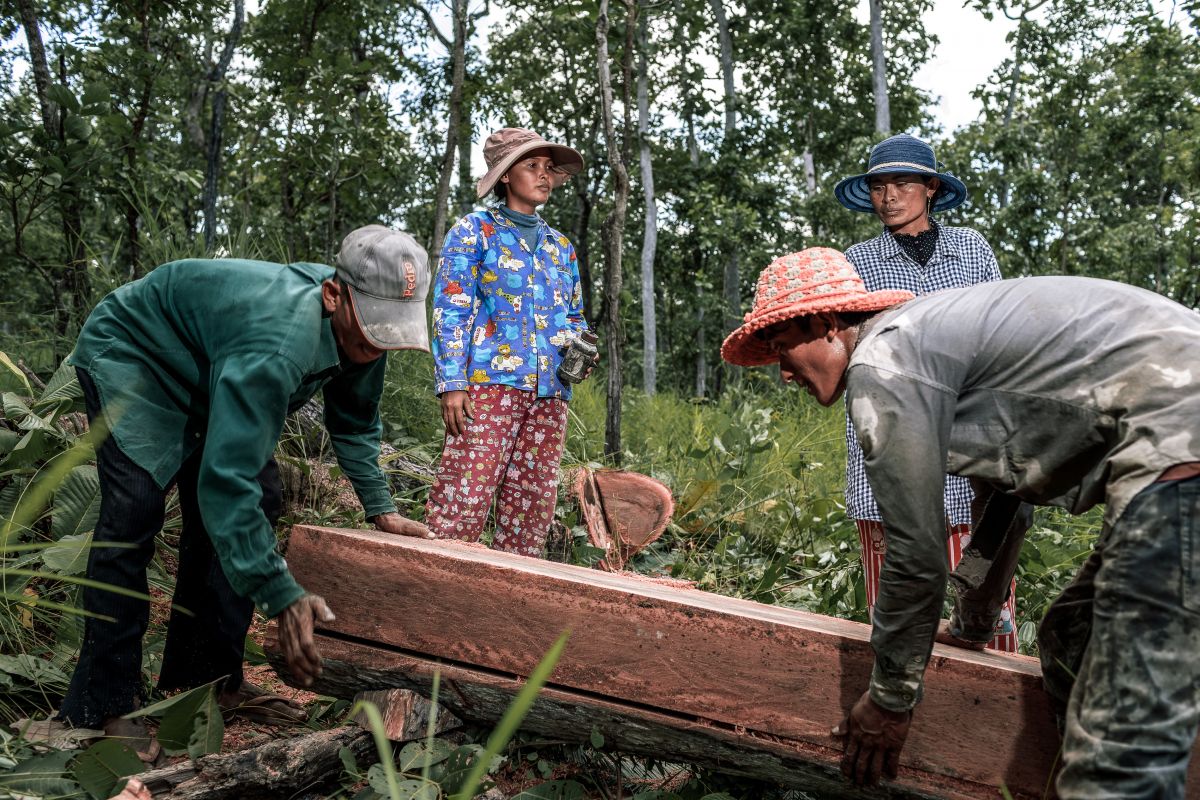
left=72, top=258, right=395, bottom=616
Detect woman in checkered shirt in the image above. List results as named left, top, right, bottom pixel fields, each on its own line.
left=833, top=133, right=1024, bottom=652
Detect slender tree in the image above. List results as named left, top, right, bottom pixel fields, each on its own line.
left=869, top=0, right=890, bottom=134
left=203, top=0, right=245, bottom=250
left=709, top=0, right=741, bottom=345
left=595, top=0, right=634, bottom=461
left=15, top=0, right=88, bottom=338
left=636, top=15, right=657, bottom=395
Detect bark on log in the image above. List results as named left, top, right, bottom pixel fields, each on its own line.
left=267, top=634, right=936, bottom=799
left=352, top=688, right=461, bottom=741
left=136, top=725, right=372, bottom=799
left=265, top=526, right=1200, bottom=798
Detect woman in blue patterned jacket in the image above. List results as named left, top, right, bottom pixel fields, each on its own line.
left=834, top=132, right=1022, bottom=651
left=425, top=127, right=590, bottom=556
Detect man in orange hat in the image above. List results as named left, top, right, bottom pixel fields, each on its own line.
left=722, top=247, right=1200, bottom=798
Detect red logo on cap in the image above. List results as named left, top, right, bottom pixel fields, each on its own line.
left=403, top=261, right=416, bottom=298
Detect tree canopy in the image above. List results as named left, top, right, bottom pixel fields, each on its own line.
left=2, top=0, right=1197, bottom=402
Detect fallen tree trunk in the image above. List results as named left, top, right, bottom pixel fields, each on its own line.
left=137, top=725, right=372, bottom=799
left=266, top=525, right=1200, bottom=799
left=267, top=633, right=919, bottom=799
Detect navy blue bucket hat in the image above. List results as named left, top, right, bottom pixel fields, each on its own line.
left=834, top=133, right=968, bottom=213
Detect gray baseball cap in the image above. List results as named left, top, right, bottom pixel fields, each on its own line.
left=335, top=225, right=430, bottom=351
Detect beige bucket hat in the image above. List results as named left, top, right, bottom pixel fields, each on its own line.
left=475, top=127, right=584, bottom=199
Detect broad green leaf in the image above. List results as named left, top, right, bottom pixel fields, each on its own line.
left=42, top=533, right=92, bottom=575
left=65, top=115, right=93, bottom=141
left=52, top=464, right=102, bottom=538
left=397, top=738, right=453, bottom=771
left=1, top=428, right=58, bottom=470
left=0, top=427, right=22, bottom=455
left=0, top=478, right=28, bottom=521
left=36, top=358, right=83, bottom=408
left=187, top=688, right=224, bottom=759
left=0, top=653, right=70, bottom=688
left=149, top=685, right=215, bottom=754
left=82, top=82, right=110, bottom=107
left=0, top=749, right=79, bottom=795
left=338, top=745, right=359, bottom=777
left=125, top=677, right=224, bottom=719
left=395, top=779, right=438, bottom=800
left=2, top=392, right=49, bottom=430
left=73, top=739, right=143, bottom=800
left=46, top=83, right=81, bottom=113
left=0, top=351, right=32, bottom=393
left=243, top=634, right=268, bottom=666
left=589, top=726, right=604, bottom=749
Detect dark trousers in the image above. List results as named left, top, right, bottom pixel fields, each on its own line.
left=1039, top=475, right=1200, bottom=798
left=58, top=368, right=282, bottom=727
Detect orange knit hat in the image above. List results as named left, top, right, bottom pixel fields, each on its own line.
left=720, top=248, right=913, bottom=367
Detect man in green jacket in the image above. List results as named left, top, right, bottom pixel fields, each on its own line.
left=59, top=225, right=431, bottom=735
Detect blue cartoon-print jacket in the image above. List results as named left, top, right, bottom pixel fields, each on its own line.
left=431, top=208, right=589, bottom=400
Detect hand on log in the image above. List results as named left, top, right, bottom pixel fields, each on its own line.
left=832, top=691, right=911, bottom=787
left=372, top=512, right=433, bottom=539
left=109, top=777, right=151, bottom=800
left=934, top=618, right=988, bottom=651
left=278, top=594, right=336, bottom=687
left=440, top=390, right=474, bottom=437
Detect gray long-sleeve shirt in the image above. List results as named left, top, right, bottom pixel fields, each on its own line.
left=846, top=276, right=1200, bottom=712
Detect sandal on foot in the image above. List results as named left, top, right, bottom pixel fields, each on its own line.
left=103, top=717, right=163, bottom=765
left=219, top=681, right=308, bottom=725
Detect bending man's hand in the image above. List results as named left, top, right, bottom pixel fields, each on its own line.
left=832, top=690, right=912, bottom=787
left=277, top=594, right=335, bottom=687
left=373, top=512, right=433, bottom=539
left=440, top=390, right=473, bottom=438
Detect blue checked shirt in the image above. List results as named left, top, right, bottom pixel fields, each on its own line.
left=844, top=222, right=1002, bottom=525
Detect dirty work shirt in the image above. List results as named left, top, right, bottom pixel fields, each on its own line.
left=71, top=258, right=394, bottom=616
left=844, top=221, right=1001, bottom=525
left=432, top=208, right=588, bottom=399
left=846, top=276, right=1200, bottom=712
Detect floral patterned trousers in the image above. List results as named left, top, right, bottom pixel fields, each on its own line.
left=856, top=519, right=1019, bottom=652
left=425, top=384, right=567, bottom=557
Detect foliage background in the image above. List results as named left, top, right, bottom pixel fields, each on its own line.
left=0, top=0, right=1196, bottom=796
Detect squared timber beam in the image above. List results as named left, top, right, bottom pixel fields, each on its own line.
left=268, top=525, right=1200, bottom=799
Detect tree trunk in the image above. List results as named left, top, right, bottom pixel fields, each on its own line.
left=429, top=0, right=467, bottom=255
left=595, top=0, right=632, bottom=463
left=133, top=726, right=374, bottom=799
left=457, top=99, right=474, bottom=216
left=203, top=0, right=245, bottom=251
left=572, top=110, right=602, bottom=325
left=869, top=0, right=890, bottom=135
left=636, top=17, right=657, bottom=396
left=708, top=0, right=742, bottom=370
left=15, top=0, right=56, bottom=139
left=709, top=0, right=736, bottom=140
left=684, top=98, right=706, bottom=398
left=17, top=3, right=88, bottom=343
